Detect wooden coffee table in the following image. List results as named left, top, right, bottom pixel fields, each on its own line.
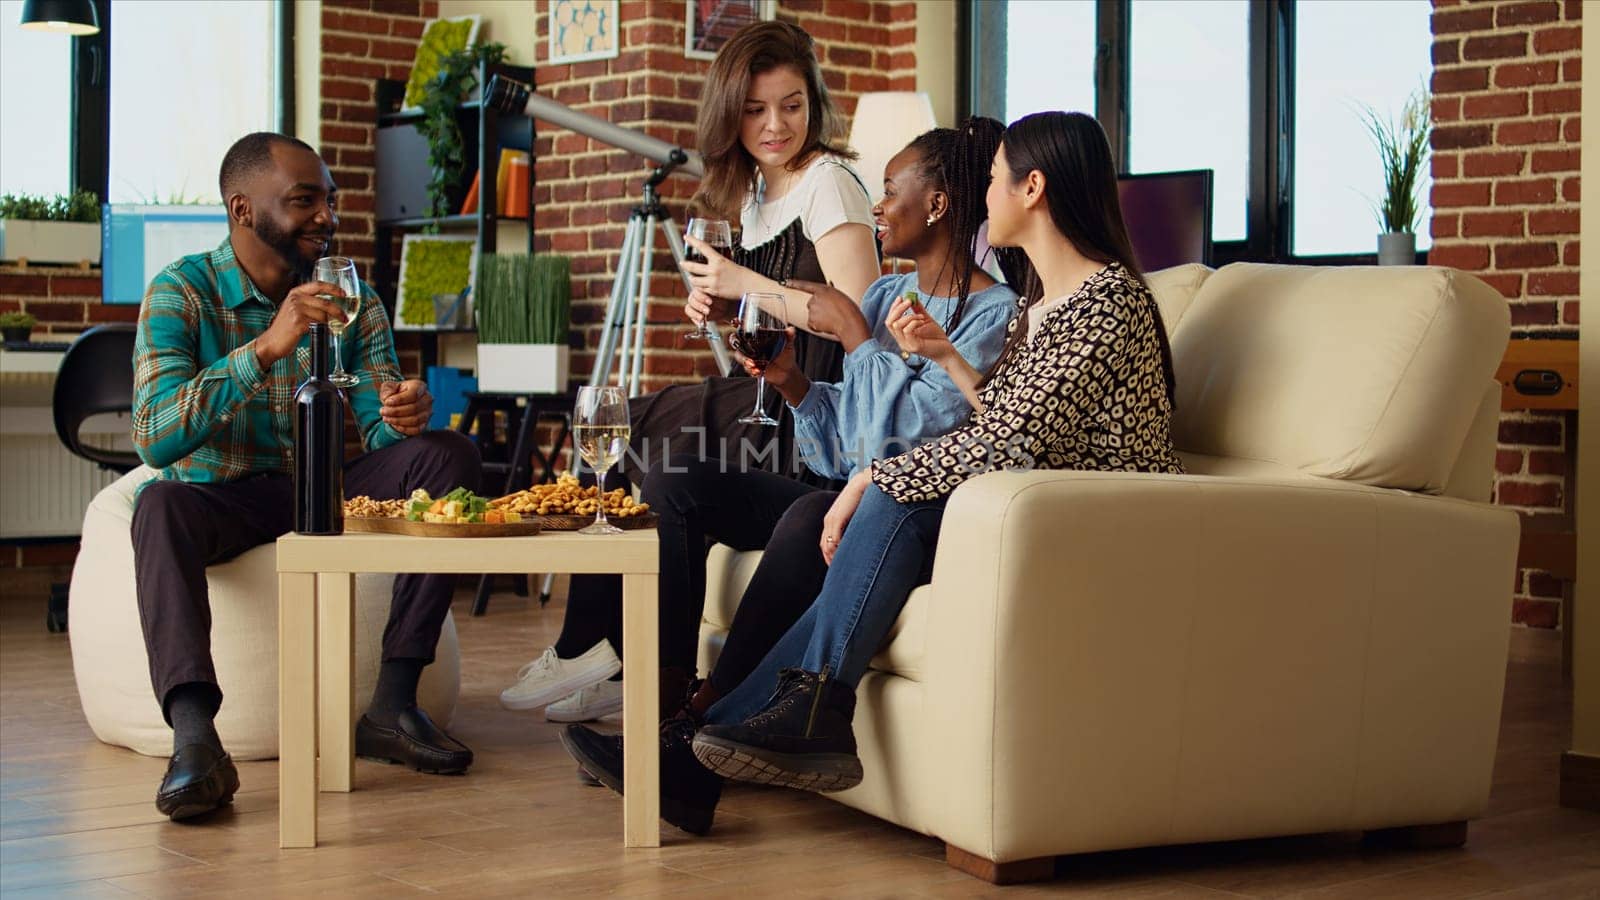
left=274, top=529, right=660, bottom=849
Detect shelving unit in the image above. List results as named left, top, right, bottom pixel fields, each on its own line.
left=371, top=60, right=535, bottom=369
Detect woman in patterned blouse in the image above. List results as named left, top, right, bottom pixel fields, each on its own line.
left=685, top=111, right=1186, bottom=796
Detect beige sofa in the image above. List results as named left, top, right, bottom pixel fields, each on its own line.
left=699, top=262, right=1520, bottom=882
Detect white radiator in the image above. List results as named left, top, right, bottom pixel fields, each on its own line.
left=0, top=411, right=129, bottom=539
left=0, top=359, right=131, bottom=540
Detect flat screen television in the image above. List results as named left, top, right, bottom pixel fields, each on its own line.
left=101, top=205, right=230, bottom=305
left=1116, top=169, right=1213, bottom=272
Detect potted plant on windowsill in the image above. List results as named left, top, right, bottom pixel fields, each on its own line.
left=1363, top=90, right=1431, bottom=265
left=0, top=191, right=102, bottom=266
left=475, top=253, right=571, bottom=394
left=0, top=311, right=37, bottom=344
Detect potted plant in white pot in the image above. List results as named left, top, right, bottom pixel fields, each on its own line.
left=475, top=253, right=571, bottom=393
left=0, top=191, right=102, bottom=266
left=1363, top=90, right=1431, bottom=265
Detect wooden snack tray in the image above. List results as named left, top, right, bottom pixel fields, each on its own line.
left=530, top=511, right=659, bottom=531
left=345, top=516, right=543, bottom=537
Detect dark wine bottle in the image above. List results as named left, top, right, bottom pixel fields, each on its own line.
left=293, top=322, right=345, bottom=535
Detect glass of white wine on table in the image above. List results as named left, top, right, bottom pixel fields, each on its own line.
left=313, top=255, right=361, bottom=388
left=573, top=385, right=630, bottom=535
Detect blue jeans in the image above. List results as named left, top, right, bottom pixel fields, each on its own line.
left=705, top=484, right=947, bottom=726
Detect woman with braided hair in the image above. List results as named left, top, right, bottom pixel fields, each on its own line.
left=560, top=118, right=1029, bottom=835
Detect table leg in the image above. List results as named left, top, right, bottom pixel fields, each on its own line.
left=621, top=572, right=660, bottom=848
left=317, top=573, right=354, bottom=793
left=279, top=572, right=318, bottom=848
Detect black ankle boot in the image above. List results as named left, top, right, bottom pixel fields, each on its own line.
left=559, top=712, right=724, bottom=836
left=691, top=667, right=862, bottom=793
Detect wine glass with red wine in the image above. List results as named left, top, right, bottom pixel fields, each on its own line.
left=729, top=291, right=788, bottom=426
left=682, top=217, right=733, bottom=342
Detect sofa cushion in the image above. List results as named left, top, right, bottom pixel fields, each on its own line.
left=1169, top=263, right=1509, bottom=493
left=1144, top=263, right=1212, bottom=337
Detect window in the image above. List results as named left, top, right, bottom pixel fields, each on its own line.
left=1292, top=0, right=1433, bottom=256
left=108, top=1, right=282, bottom=204
left=1003, top=0, right=1097, bottom=123
left=1127, top=0, right=1249, bottom=242
left=962, top=0, right=1437, bottom=263
left=0, top=0, right=74, bottom=197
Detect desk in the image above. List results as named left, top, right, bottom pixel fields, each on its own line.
left=275, top=530, right=661, bottom=849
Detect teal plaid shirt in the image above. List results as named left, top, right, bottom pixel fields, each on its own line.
left=132, top=239, right=405, bottom=484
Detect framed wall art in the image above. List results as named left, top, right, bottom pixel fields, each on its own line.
left=685, top=0, right=774, bottom=61
left=549, top=0, right=620, bottom=65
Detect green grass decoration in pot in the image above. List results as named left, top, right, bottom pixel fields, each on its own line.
left=477, top=253, right=571, bottom=345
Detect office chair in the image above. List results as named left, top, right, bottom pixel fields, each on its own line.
left=46, top=324, right=139, bottom=632
left=53, top=324, right=141, bottom=474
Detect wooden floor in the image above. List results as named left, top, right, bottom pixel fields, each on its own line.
left=2, top=583, right=1597, bottom=899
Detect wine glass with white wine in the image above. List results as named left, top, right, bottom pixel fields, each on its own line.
left=314, top=256, right=361, bottom=388
left=572, top=385, right=630, bottom=535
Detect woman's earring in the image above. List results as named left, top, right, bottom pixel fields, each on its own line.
left=925, top=213, right=938, bottom=226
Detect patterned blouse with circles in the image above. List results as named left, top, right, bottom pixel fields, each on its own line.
left=870, top=262, right=1185, bottom=504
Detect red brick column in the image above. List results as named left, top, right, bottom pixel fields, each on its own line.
left=1429, top=0, right=1580, bottom=629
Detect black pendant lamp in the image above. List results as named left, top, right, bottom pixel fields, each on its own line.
left=19, top=0, right=100, bottom=35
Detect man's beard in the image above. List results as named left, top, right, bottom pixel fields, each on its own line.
left=253, top=215, right=326, bottom=280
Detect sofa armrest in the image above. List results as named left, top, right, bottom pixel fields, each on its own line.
left=918, top=469, right=1519, bottom=862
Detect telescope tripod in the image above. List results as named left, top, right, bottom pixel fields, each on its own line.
left=536, top=156, right=732, bottom=605
left=591, top=155, right=732, bottom=394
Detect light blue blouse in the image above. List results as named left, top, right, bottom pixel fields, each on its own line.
left=791, top=270, right=1017, bottom=480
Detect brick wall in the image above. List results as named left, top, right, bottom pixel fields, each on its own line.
left=530, top=0, right=918, bottom=391
left=1429, top=0, right=1579, bottom=629
left=318, top=0, right=439, bottom=373
left=0, top=267, right=130, bottom=337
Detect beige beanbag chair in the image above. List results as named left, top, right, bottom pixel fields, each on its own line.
left=69, top=466, right=460, bottom=760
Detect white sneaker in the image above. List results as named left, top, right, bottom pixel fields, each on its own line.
left=545, top=679, right=624, bottom=723
left=499, top=642, right=622, bottom=711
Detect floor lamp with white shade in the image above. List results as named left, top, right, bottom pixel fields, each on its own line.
left=847, top=92, right=939, bottom=207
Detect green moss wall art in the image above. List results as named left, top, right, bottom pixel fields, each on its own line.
left=396, top=234, right=477, bottom=329
left=403, top=15, right=482, bottom=109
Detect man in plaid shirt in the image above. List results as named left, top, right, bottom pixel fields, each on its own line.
left=131, top=133, right=482, bottom=821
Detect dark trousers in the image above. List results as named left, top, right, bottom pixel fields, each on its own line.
left=555, top=456, right=836, bottom=690
left=131, top=430, right=482, bottom=719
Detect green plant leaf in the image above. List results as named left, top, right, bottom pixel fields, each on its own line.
left=1360, top=88, right=1432, bottom=234
left=413, top=41, right=509, bottom=220
left=476, top=252, right=570, bottom=344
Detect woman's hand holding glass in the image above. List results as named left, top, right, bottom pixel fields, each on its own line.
left=736, top=326, right=806, bottom=404
left=887, top=294, right=956, bottom=365
left=681, top=235, right=755, bottom=301
left=682, top=219, right=733, bottom=341
left=684, top=288, right=736, bottom=330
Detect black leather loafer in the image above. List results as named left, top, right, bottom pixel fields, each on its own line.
left=156, top=744, right=240, bottom=821
left=355, top=706, right=472, bottom=774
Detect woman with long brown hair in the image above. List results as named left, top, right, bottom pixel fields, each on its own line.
left=499, top=20, right=881, bottom=718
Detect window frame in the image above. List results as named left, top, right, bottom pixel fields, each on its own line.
left=67, top=0, right=293, bottom=206
left=961, top=0, right=1427, bottom=266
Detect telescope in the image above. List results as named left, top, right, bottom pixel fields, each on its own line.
left=483, top=75, right=704, bottom=180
